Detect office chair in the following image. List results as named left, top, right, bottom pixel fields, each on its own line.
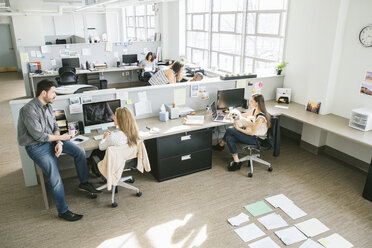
left=238, top=115, right=280, bottom=177
left=56, top=67, right=79, bottom=86
left=137, top=69, right=150, bottom=83
left=73, top=85, right=98, bottom=93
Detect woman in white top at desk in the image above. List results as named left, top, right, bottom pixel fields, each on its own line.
left=148, top=61, right=184, bottom=85
left=89, top=107, right=139, bottom=177
left=139, top=52, right=156, bottom=80
left=212, top=94, right=271, bottom=171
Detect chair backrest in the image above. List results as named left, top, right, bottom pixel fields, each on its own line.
left=256, top=115, right=280, bottom=156
left=58, top=66, right=76, bottom=75
left=74, top=85, right=98, bottom=94
left=59, top=71, right=78, bottom=85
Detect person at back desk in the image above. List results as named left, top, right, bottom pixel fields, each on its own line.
left=149, top=61, right=184, bottom=85
left=17, top=79, right=100, bottom=222
left=139, top=52, right=156, bottom=80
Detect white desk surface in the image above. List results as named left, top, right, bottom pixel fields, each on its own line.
left=266, top=101, right=372, bottom=148
left=29, top=66, right=140, bottom=78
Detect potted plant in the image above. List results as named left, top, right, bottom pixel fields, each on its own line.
left=276, top=61, right=288, bottom=75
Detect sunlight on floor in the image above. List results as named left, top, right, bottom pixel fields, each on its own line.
left=97, top=214, right=208, bottom=248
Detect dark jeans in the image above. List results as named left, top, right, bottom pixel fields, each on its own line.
left=25, top=141, right=89, bottom=213
left=222, top=126, right=257, bottom=155
left=143, top=71, right=154, bottom=79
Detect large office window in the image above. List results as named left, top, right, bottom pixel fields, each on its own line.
left=185, top=0, right=287, bottom=75
left=125, top=4, right=155, bottom=41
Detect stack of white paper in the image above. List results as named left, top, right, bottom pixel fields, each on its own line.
left=296, top=218, right=330, bottom=237
left=265, top=194, right=293, bottom=208
left=280, top=202, right=307, bottom=220
left=318, top=233, right=353, bottom=248
left=248, top=237, right=281, bottom=248
left=234, top=223, right=265, bottom=243
left=227, top=213, right=249, bottom=226
left=257, top=213, right=288, bottom=230
left=300, top=239, right=326, bottom=248
left=275, top=226, right=307, bottom=245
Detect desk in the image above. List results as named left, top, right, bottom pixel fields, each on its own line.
left=29, top=66, right=141, bottom=97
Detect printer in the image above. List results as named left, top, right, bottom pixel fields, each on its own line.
left=165, top=105, right=194, bottom=119
left=276, top=88, right=291, bottom=104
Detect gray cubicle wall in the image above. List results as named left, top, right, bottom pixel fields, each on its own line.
left=9, top=75, right=284, bottom=186
left=19, top=41, right=160, bottom=96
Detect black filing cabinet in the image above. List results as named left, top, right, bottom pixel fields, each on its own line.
left=145, top=129, right=212, bottom=182
left=363, top=159, right=372, bottom=202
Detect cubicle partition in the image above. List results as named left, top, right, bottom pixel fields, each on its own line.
left=9, top=76, right=284, bottom=186
left=19, top=41, right=161, bottom=96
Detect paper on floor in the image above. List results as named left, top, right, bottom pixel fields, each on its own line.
left=227, top=212, right=249, bottom=226
left=279, top=202, right=307, bottom=220
left=244, top=201, right=273, bottom=217
left=318, top=233, right=353, bottom=248
left=299, top=238, right=326, bottom=248
left=275, top=226, right=307, bottom=245
left=265, top=194, right=293, bottom=208
left=295, top=218, right=329, bottom=237
left=257, top=213, right=288, bottom=230
left=248, top=237, right=281, bottom=248
left=234, top=223, right=265, bottom=243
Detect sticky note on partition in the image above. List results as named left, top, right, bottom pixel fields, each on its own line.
left=126, top=99, right=132, bottom=104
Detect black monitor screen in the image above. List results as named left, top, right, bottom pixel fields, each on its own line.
left=82, top=100, right=121, bottom=127
left=217, top=88, right=245, bottom=110
left=122, top=54, right=138, bottom=64
left=62, top=58, right=80, bottom=68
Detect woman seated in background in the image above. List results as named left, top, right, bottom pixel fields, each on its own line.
left=212, top=94, right=271, bottom=171
left=139, top=52, right=156, bottom=80
left=149, top=61, right=184, bottom=85
left=89, top=107, right=140, bottom=177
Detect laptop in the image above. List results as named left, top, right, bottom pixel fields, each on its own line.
left=211, top=101, right=230, bottom=122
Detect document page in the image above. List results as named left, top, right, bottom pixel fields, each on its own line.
left=257, top=213, right=288, bottom=230
left=248, top=237, right=281, bottom=248
left=295, top=218, right=329, bottom=237
left=227, top=213, right=249, bottom=226
left=275, top=226, right=307, bottom=245
left=234, top=223, right=265, bottom=243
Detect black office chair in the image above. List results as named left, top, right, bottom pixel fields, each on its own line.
left=74, top=85, right=98, bottom=94
left=137, top=69, right=150, bottom=83
left=238, top=115, right=280, bottom=177
left=56, top=67, right=79, bottom=86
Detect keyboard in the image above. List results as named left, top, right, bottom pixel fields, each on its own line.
left=93, top=135, right=103, bottom=140
left=216, top=115, right=225, bottom=121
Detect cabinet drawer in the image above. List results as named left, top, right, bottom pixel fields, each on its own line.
left=156, top=149, right=211, bottom=181
left=87, top=73, right=99, bottom=79
left=157, top=129, right=211, bottom=158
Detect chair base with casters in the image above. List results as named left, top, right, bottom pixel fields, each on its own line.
left=238, top=145, right=273, bottom=177
left=96, top=159, right=142, bottom=208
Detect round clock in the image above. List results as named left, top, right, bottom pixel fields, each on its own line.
left=359, top=25, right=372, bottom=47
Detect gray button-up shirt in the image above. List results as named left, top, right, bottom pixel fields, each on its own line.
left=17, top=98, right=59, bottom=146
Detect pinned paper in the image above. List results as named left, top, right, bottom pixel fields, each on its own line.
left=82, top=48, right=91, bottom=56
left=84, top=127, right=91, bottom=134
left=41, top=46, right=50, bottom=54
left=126, top=99, right=132, bottom=104
left=134, top=100, right=152, bottom=116
left=236, top=79, right=246, bottom=89
left=174, top=88, right=186, bottom=106
left=30, top=51, right=37, bottom=57
left=116, top=91, right=129, bottom=101
left=36, top=51, right=42, bottom=58
left=114, top=52, right=118, bottom=58
left=69, top=104, right=83, bottom=114
left=138, top=91, right=147, bottom=101
left=20, top=53, right=29, bottom=63
left=105, top=42, right=113, bottom=52
left=50, top=59, right=56, bottom=66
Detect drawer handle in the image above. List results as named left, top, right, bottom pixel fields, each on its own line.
left=181, top=154, right=191, bottom=161
left=181, top=135, right=191, bottom=141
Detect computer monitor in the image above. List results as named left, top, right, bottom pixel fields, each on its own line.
left=62, top=58, right=80, bottom=68
left=122, top=54, right=138, bottom=64
left=82, top=99, right=121, bottom=130
left=217, top=88, right=245, bottom=110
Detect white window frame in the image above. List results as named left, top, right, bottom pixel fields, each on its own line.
left=185, top=0, right=288, bottom=74
left=125, top=4, right=155, bottom=41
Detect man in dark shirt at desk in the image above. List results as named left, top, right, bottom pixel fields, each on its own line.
left=17, top=79, right=100, bottom=222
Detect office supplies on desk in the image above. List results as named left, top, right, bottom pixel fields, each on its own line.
left=276, top=88, right=291, bottom=103
left=165, top=104, right=180, bottom=119
left=248, top=237, right=281, bottom=248
left=234, top=223, right=265, bottom=243
left=211, top=102, right=230, bottom=123
left=244, top=201, right=273, bottom=217
left=318, top=233, right=354, bottom=248
left=178, top=106, right=194, bottom=117
left=349, top=108, right=372, bottom=131
left=71, top=135, right=89, bottom=144
left=275, top=226, right=307, bottom=245
left=159, top=111, right=169, bottom=122
left=299, top=239, right=325, bottom=248
left=295, top=218, right=329, bottom=237
left=227, top=212, right=249, bottom=226
left=257, top=213, right=288, bottom=230
left=184, top=115, right=204, bottom=125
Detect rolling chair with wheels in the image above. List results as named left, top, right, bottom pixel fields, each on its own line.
left=96, top=142, right=151, bottom=207
left=238, top=115, right=280, bottom=177
left=137, top=69, right=151, bottom=83
left=56, top=66, right=79, bottom=86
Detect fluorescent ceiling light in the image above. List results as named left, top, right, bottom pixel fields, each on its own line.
left=74, top=0, right=119, bottom=12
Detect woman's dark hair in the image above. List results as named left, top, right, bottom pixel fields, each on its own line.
left=146, top=52, right=155, bottom=62
left=36, top=79, right=58, bottom=97
left=171, top=61, right=184, bottom=74
left=253, top=94, right=271, bottom=128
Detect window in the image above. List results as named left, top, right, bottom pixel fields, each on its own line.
left=125, top=4, right=155, bottom=41
left=185, top=0, right=288, bottom=74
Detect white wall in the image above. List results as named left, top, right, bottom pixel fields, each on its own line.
left=331, top=0, right=372, bottom=118
left=11, top=16, right=45, bottom=47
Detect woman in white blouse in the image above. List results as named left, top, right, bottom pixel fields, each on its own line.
left=89, top=107, right=139, bottom=177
